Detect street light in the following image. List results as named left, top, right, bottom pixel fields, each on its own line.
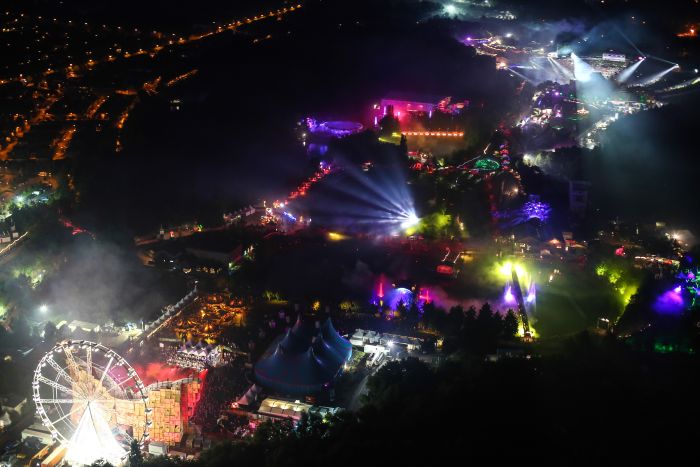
left=39, top=304, right=48, bottom=314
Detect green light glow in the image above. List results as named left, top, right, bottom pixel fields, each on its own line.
left=474, top=158, right=501, bottom=172
left=608, top=271, right=621, bottom=285
left=405, top=212, right=452, bottom=237
left=595, top=261, right=640, bottom=320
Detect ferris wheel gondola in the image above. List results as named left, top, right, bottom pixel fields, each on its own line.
left=32, top=340, right=151, bottom=466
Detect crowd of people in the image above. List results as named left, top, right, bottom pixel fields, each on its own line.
left=190, top=357, right=249, bottom=431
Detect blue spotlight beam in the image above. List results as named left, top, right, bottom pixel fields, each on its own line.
left=616, top=57, right=645, bottom=83
left=549, top=57, right=574, bottom=80
left=631, top=64, right=679, bottom=87
left=571, top=53, right=595, bottom=82
left=319, top=179, right=408, bottom=218
left=335, top=164, right=411, bottom=215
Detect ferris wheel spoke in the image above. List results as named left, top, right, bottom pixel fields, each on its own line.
left=64, top=346, right=82, bottom=377
left=90, top=399, right=120, bottom=406
left=86, top=346, right=92, bottom=379
left=51, top=401, right=87, bottom=425
left=98, top=356, right=114, bottom=387
left=46, top=356, right=75, bottom=386
left=36, top=375, right=84, bottom=399
left=35, top=398, right=81, bottom=404
left=112, top=375, right=135, bottom=391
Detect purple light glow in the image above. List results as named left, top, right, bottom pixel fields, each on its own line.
left=312, top=121, right=364, bottom=137
left=521, top=201, right=552, bottom=222
left=504, top=286, right=516, bottom=304
left=526, top=280, right=536, bottom=303
left=383, top=287, right=414, bottom=311
left=654, top=288, right=686, bottom=315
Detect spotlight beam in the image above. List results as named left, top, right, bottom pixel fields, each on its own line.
left=549, top=57, right=574, bottom=80
left=339, top=162, right=412, bottom=214
left=319, top=179, right=408, bottom=217
left=571, top=53, right=595, bottom=82
left=659, top=76, right=700, bottom=93
left=546, top=58, right=565, bottom=82
left=616, top=57, right=645, bottom=83
left=631, top=64, right=679, bottom=87
left=506, top=67, right=537, bottom=84
left=330, top=169, right=409, bottom=215
left=551, top=58, right=571, bottom=82
left=314, top=197, right=407, bottom=219
left=647, top=54, right=678, bottom=67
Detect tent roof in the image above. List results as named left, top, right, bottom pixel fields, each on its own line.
left=254, top=316, right=351, bottom=395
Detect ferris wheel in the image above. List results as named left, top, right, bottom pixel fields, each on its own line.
left=32, top=340, right=151, bottom=466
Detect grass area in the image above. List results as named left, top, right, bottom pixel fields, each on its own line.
left=533, top=266, right=621, bottom=338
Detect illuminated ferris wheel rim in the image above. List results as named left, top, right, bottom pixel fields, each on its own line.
left=32, top=339, right=152, bottom=449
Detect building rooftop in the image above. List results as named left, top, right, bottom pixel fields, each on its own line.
left=258, top=397, right=313, bottom=422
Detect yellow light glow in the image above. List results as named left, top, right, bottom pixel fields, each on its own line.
left=327, top=232, right=348, bottom=241
left=499, top=261, right=513, bottom=276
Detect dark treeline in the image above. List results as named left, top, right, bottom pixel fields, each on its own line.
left=109, top=332, right=700, bottom=467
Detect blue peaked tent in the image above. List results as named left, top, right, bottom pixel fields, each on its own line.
left=254, top=316, right=352, bottom=396
left=321, top=318, right=353, bottom=356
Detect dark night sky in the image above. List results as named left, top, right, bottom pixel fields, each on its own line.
left=21, top=0, right=699, bottom=234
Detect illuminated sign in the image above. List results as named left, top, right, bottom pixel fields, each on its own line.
left=602, top=53, right=626, bottom=62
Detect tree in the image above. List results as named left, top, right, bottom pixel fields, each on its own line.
left=8, top=313, right=31, bottom=344
left=296, top=412, right=328, bottom=439
left=378, top=114, right=400, bottom=137
left=477, top=302, right=493, bottom=323
left=447, top=305, right=464, bottom=331
left=421, top=301, right=437, bottom=330
left=44, top=320, right=57, bottom=342
left=399, top=134, right=408, bottom=157
left=464, top=305, right=477, bottom=324
left=407, top=300, right=421, bottom=322
left=421, top=302, right=446, bottom=332
left=503, top=309, right=518, bottom=339
left=365, top=357, right=435, bottom=408
left=253, top=419, right=294, bottom=444
left=396, top=299, right=407, bottom=318
left=128, top=440, right=143, bottom=467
